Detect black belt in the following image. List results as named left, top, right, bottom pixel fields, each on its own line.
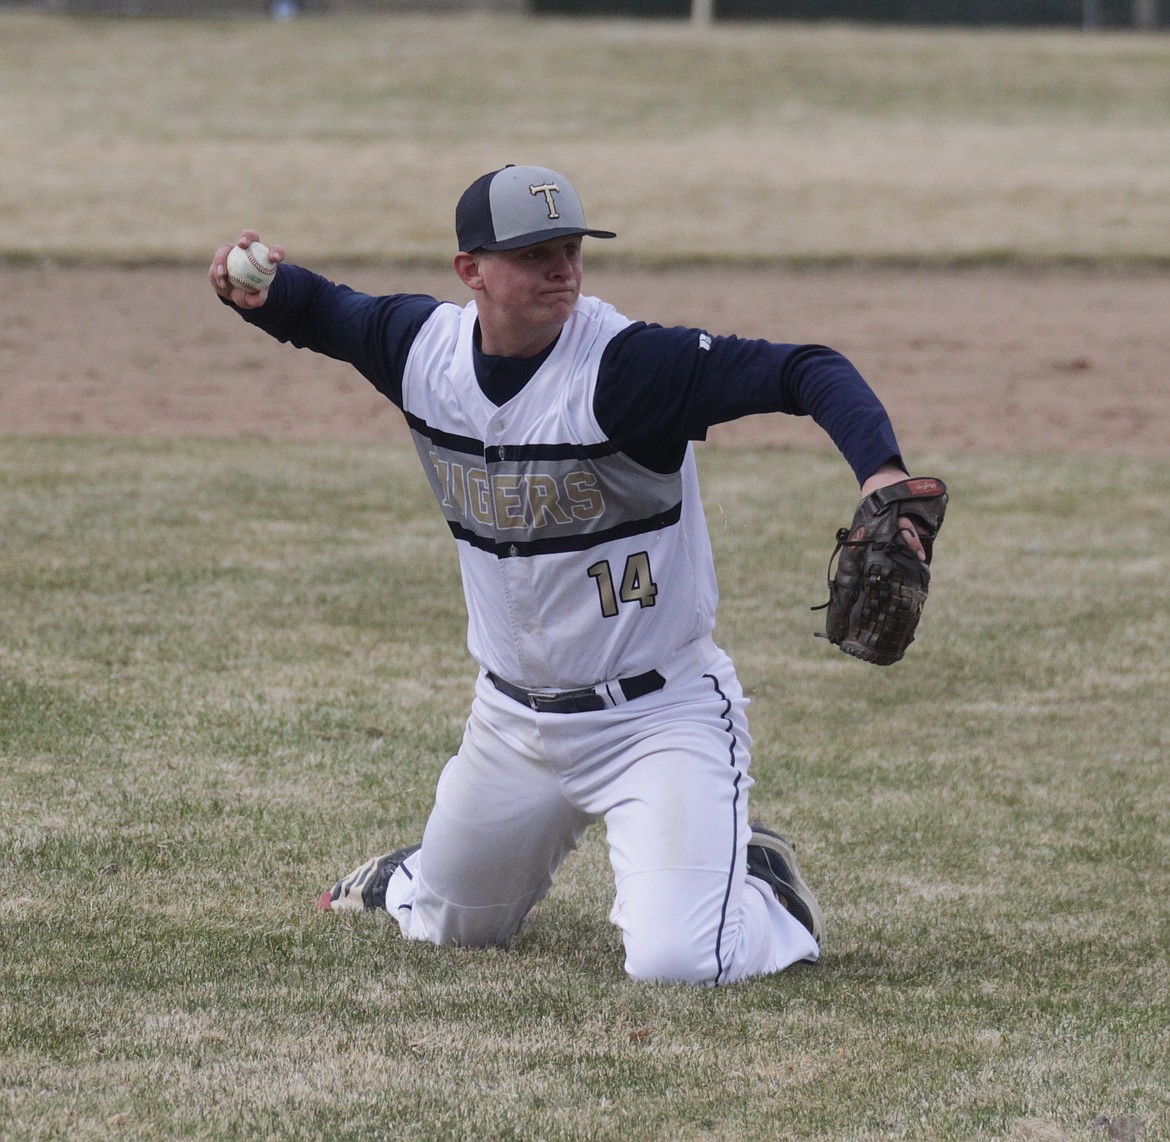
left=487, top=669, right=666, bottom=714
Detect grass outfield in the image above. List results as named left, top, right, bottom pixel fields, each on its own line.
left=2, top=437, right=1167, bottom=1140
left=1, top=11, right=1169, bottom=264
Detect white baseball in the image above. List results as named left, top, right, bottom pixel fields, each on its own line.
left=226, top=242, right=277, bottom=293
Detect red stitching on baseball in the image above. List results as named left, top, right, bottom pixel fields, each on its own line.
left=245, top=249, right=275, bottom=274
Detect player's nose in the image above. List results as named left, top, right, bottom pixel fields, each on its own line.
left=547, top=249, right=576, bottom=279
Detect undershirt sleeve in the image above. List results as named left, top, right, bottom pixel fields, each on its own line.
left=594, top=322, right=904, bottom=484
left=229, top=263, right=443, bottom=408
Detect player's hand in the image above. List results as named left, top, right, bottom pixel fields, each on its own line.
left=860, top=462, right=928, bottom=561
left=208, top=230, right=285, bottom=309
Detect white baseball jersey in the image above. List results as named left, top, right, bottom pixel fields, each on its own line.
left=402, top=294, right=718, bottom=691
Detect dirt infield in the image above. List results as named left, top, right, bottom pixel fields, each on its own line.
left=4, top=264, right=1168, bottom=457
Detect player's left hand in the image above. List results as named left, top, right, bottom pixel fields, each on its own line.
left=859, top=463, right=928, bottom=561
left=815, top=472, right=948, bottom=665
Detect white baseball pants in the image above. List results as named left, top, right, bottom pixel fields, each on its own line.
left=384, top=638, right=819, bottom=984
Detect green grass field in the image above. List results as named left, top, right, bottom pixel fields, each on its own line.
left=3, top=9, right=1170, bottom=1141
left=2, top=440, right=1167, bottom=1140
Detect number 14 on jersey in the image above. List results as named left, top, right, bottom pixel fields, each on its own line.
left=587, top=552, right=658, bottom=618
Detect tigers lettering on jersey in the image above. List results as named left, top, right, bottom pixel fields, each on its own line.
left=428, top=454, right=604, bottom=527
left=413, top=425, right=684, bottom=559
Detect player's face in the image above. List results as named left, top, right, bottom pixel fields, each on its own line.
left=471, top=237, right=584, bottom=355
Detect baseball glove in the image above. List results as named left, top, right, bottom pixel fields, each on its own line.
left=814, top=476, right=948, bottom=665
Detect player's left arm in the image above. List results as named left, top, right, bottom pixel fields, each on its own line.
left=597, top=326, right=928, bottom=558
left=599, top=326, right=901, bottom=482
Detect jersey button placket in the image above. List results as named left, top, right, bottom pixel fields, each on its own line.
left=489, top=417, right=543, bottom=674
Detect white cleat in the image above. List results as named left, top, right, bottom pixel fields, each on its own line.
left=316, top=844, right=420, bottom=913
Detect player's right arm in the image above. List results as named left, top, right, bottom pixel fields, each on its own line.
left=209, top=232, right=442, bottom=408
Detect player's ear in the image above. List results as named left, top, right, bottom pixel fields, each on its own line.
left=453, top=251, right=485, bottom=291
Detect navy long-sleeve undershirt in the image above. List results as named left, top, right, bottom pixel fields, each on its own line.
left=233, top=264, right=903, bottom=483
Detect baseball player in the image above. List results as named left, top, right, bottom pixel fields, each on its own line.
left=209, top=164, right=927, bottom=984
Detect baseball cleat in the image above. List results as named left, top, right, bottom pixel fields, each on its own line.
left=316, top=844, right=421, bottom=913
left=746, top=824, right=825, bottom=956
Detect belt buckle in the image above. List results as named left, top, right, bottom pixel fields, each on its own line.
left=526, top=688, right=561, bottom=712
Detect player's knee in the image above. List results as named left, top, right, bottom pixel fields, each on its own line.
left=622, top=934, right=720, bottom=986
left=409, top=889, right=529, bottom=949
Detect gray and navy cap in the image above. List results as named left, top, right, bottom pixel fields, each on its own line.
left=455, top=165, right=616, bottom=253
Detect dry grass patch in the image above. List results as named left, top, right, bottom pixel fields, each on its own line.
left=1, top=13, right=1169, bottom=263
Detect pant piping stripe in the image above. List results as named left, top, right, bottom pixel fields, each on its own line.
left=705, top=670, right=743, bottom=986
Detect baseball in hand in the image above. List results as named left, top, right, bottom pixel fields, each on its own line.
left=226, top=242, right=277, bottom=293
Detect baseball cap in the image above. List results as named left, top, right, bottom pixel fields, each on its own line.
left=455, top=165, right=616, bottom=253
